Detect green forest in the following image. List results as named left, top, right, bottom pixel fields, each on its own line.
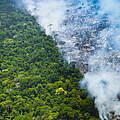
left=0, top=0, right=100, bottom=119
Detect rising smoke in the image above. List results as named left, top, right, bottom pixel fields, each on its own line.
left=17, top=0, right=67, bottom=34
left=81, top=0, right=120, bottom=119
left=15, top=0, right=120, bottom=119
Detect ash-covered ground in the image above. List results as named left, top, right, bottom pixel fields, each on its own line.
left=52, top=1, right=120, bottom=74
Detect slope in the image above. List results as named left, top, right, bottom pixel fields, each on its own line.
left=0, top=0, right=99, bottom=119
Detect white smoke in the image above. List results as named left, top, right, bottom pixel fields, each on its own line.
left=15, top=0, right=120, bottom=119
left=82, top=68, right=120, bottom=119
left=99, top=0, right=120, bottom=25
left=20, top=0, right=66, bottom=34
left=81, top=0, right=120, bottom=119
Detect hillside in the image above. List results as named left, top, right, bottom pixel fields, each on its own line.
left=0, top=0, right=99, bottom=119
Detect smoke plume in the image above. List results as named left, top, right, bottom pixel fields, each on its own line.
left=81, top=0, right=120, bottom=119
left=18, top=0, right=67, bottom=34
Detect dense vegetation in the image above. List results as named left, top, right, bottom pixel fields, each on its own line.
left=0, top=0, right=100, bottom=119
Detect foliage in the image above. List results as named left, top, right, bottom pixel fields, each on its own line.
left=0, top=0, right=100, bottom=119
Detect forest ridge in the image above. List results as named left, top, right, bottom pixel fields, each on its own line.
left=0, top=0, right=99, bottom=119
